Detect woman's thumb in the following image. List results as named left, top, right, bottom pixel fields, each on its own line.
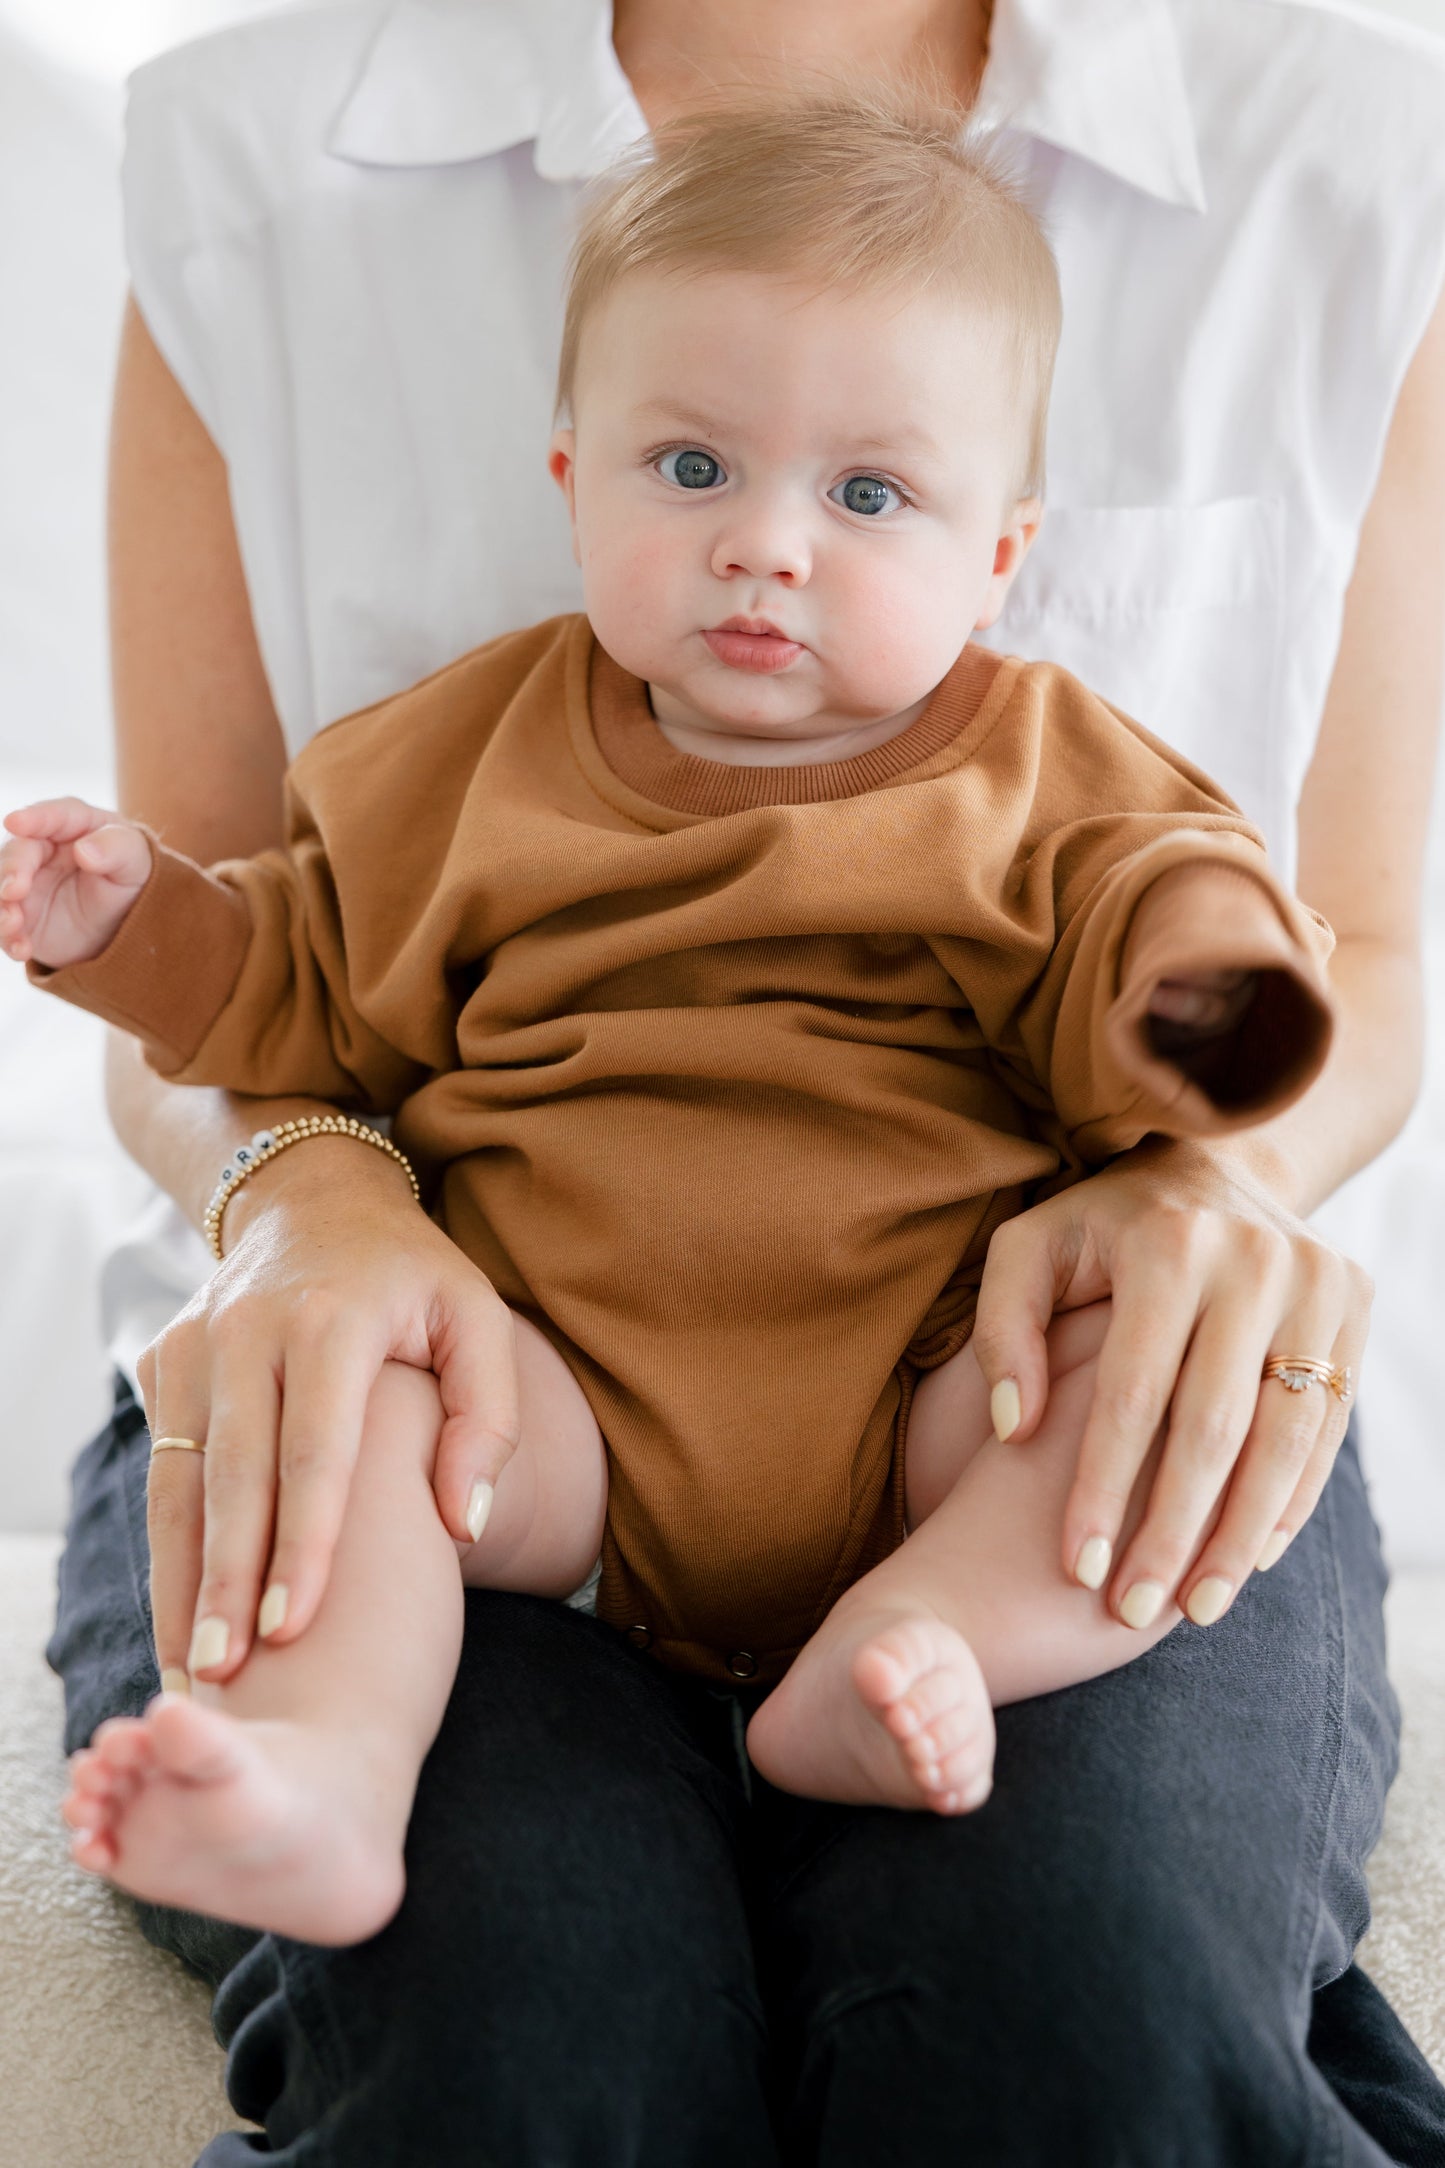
left=968, top=1218, right=1064, bottom=1443
left=428, top=1292, right=521, bottom=1544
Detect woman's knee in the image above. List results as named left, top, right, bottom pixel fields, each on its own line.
left=775, top=1820, right=1316, bottom=2166
left=207, top=1613, right=774, bottom=2163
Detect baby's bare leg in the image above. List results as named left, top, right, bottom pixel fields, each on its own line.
left=748, top=1302, right=1178, bottom=1815
left=61, top=1323, right=607, bottom=1944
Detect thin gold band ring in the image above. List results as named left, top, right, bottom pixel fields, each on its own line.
left=149, top=1436, right=208, bottom=1456
left=1262, top=1357, right=1353, bottom=1407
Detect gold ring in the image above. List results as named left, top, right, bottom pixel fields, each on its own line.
left=149, top=1436, right=207, bottom=1456
left=1262, top=1357, right=1353, bottom=1407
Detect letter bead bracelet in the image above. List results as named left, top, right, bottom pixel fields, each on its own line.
left=203, top=1115, right=421, bottom=1261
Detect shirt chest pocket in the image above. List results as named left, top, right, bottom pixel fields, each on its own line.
left=978, top=497, right=1288, bottom=859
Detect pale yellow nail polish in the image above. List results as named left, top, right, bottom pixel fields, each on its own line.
left=188, top=1615, right=230, bottom=1672
left=1257, top=1528, right=1291, bottom=1571
left=990, top=1378, right=1022, bottom=1441
left=257, top=1584, right=289, bottom=1638
left=1119, top=1580, right=1166, bottom=1630
left=466, top=1479, right=495, bottom=1544
left=1185, top=1576, right=1233, bottom=1627
left=159, top=1667, right=191, bottom=1697
left=1074, top=1536, right=1112, bottom=1590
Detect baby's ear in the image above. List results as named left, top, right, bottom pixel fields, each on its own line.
left=974, top=497, right=1043, bottom=632
left=547, top=428, right=581, bottom=565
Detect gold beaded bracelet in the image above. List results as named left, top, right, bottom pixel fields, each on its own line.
left=202, top=1115, right=421, bottom=1262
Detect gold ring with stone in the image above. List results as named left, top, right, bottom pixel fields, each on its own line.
left=1261, top=1357, right=1353, bottom=1406
left=149, top=1436, right=208, bottom=1456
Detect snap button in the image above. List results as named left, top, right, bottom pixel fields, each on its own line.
left=626, top=1624, right=653, bottom=1651
left=727, top=1650, right=759, bottom=1680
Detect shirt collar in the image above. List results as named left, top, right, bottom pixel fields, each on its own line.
left=325, top=0, right=647, bottom=180
left=327, top=0, right=1206, bottom=212
left=977, top=0, right=1207, bottom=213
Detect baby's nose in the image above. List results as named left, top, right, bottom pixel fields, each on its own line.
left=709, top=501, right=812, bottom=585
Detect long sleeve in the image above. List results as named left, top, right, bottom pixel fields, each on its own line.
left=25, top=630, right=564, bottom=1105
left=915, top=660, right=1338, bottom=1165
left=971, top=825, right=1335, bottom=1163
left=29, top=825, right=428, bottom=1112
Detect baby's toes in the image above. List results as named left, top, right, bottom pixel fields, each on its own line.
left=61, top=1778, right=123, bottom=1860
left=877, top=1662, right=974, bottom=1748
left=62, top=1776, right=115, bottom=1823
left=69, top=1822, right=119, bottom=1873
left=92, top=1714, right=155, bottom=1775
left=927, top=1743, right=995, bottom=1817
left=852, top=1622, right=955, bottom=1722
left=902, top=1695, right=990, bottom=1771
left=67, top=1762, right=144, bottom=1822
left=67, top=1747, right=110, bottom=1795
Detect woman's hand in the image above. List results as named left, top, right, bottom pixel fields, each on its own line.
left=138, top=1137, right=519, bottom=1686
left=969, top=1137, right=1372, bottom=1630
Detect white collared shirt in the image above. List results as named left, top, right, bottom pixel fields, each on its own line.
left=106, top=0, right=1445, bottom=1368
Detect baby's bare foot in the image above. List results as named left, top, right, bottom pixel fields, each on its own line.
left=60, top=1695, right=408, bottom=1945
left=747, top=1608, right=995, bottom=1814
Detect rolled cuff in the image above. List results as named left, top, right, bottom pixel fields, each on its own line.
left=1090, top=859, right=1334, bottom=1150
left=1051, top=832, right=1337, bottom=1162
left=27, top=833, right=252, bottom=1073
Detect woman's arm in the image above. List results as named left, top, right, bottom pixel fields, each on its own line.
left=971, top=282, right=1445, bottom=1628
left=107, top=298, right=520, bottom=1690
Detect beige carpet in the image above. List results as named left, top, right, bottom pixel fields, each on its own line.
left=1, top=1533, right=1439, bottom=2163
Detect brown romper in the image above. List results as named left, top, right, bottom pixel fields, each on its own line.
left=40, top=615, right=1334, bottom=1682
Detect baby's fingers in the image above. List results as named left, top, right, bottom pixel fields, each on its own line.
left=3, top=795, right=117, bottom=844
left=0, top=835, right=49, bottom=960
left=74, top=822, right=152, bottom=890
left=1147, top=970, right=1256, bottom=1031
left=0, top=830, right=48, bottom=900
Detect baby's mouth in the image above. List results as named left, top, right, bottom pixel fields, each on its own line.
left=702, top=617, right=805, bottom=673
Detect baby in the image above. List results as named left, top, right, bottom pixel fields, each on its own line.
left=2, top=98, right=1334, bottom=1948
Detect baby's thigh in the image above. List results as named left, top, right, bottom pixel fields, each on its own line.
left=457, top=1311, right=608, bottom=1592
left=359, top=1360, right=448, bottom=1482
left=906, top=1300, right=1114, bottom=1527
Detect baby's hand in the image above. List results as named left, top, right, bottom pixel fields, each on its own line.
left=1146, top=967, right=1257, bottom=1038
left=0, top=799, right=151, bottom=969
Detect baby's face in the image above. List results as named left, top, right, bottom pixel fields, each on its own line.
left=551, top=268, right=1040, bottom=754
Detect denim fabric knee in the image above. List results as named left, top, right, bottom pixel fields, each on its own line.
left=45, top=1380, right=1445, bottom=2166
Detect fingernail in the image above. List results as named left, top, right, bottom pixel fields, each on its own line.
left=465, top=1480, right=495, bottom=1544
left=188, top=1615, right=230, bottom=1672
left=1119, top=1580, right=1166, bottom=1631
left=1256, top=1527, right=1291, bottom=1571
left=159, top=1667, right=191, bottom=1697
left=1185, top=1575, right=1233, bottom=1627
left=257, top=1584, right=289, bottom=1638
left=1074, top=1536, right=1112, bottom=1590
left=990, top=1378, right=1022, bottom=1441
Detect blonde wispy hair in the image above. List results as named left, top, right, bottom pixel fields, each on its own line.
left=556, top=90, right=1063, bottom=496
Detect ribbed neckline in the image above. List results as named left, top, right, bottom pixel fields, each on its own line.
left=588, top=642, right=1005, bottom=815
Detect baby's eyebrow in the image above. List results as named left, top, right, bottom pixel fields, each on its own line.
left=847, top=429, right=944, bottom=465
left=634, top=400, right=729, bottom=438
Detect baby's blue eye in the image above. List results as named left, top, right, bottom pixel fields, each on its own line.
left=830, top=474, right=901, bottom=517
left=659, top=448, right=724, bottom=489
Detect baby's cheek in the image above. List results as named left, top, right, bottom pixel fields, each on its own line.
left=834, top=581, right=964, bottom=713
left=580, top=531, right=687, bottom=675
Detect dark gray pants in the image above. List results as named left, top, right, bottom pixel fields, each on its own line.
left=47, top=1379, right=1445, bottom=2165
